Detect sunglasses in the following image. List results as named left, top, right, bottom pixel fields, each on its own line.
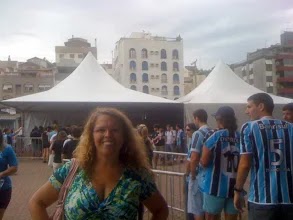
left=186, top=128, right=191, bottom=131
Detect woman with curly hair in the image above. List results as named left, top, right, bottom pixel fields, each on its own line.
left=29, top=108, right=168, bottom=220
left=137, top=124, right=154, bottom=167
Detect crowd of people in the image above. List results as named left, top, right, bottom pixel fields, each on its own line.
left=183, top=94, right=293, bottom=220
left=29, top=124, right=82, bottom=169
left=0, top=92, right=292, bottom=220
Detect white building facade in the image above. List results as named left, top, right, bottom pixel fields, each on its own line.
left=113, top=32, right=184, bottom=99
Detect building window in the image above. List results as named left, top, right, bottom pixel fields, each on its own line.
left=141, top=49, right=148, bottom=59
left=38, top=84, right=51, bottom=91
left=161, top=62, right=167, bottom=71
left=130, top=61, right=136, bottom=70
left=142, top=61, right=148, bottom=70
left=129, top=48, right=136, bottom=59
left=172, top=49, right=179, bottom=59
left=266, top=64, right=273, bottom=71
left=267, top=87, right=273, bottom=93
left=161, top=85, right=168, bottom=95
left=266, top=76, right=273, bottom=82
left=173, top=74, right=179, bottom=83
left=59, top=54, right=64, bottom=59
left=2, top=83, right=13, bottom=92
left=161, top=49, right=167, bottom=59
left=161, top=74, right=167, bottom=83
left=70, top=54, right=75, bottom=59
left=78, top=54, right=83, bottom=59
left=142, top=73, right=149, bottom=83
left=2, top=95, right=12, bottom=100
left=173, top=86, right=180, bottom=95
left=24, top=83, right=34, bottom=93
left=173, top=62, right=179, bottom=71
left=143, top=85, right=149, bottom=94
left=130, top=85, right=137, bottom=91
left=130, top=73, right=137, bottom=83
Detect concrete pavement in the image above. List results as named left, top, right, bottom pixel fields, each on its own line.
left=3, top=159, right=55, bottom=220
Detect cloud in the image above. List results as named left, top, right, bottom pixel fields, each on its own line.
left=0, top=0, right=292, bottom=68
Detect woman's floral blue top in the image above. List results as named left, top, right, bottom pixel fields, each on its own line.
left=49, top=161, right=157, bottom=220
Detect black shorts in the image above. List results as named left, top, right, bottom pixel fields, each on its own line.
left=0, top=188, right=12, bottom=209
left=248, top=202, right=293, bottom=220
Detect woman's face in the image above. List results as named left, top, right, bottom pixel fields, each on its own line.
left=93, top=115, right=124, bottom=159
left=185, top=126, right=193, bottom=138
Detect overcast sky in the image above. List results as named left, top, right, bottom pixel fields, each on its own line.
left=0, top=0, right=292, bottom=69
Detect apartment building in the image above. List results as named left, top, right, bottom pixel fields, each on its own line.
left=184, top=65, right=207, bottom=95
left=112, top=32, right=184, bottom=99
left=55, top=37, right=97, bottom=83
left=232, top=31, right=293, bottom=98
left=0, top=57, right=55, bottom=101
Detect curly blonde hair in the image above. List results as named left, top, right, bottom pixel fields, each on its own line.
left=74, top=108, right=151, bottom=180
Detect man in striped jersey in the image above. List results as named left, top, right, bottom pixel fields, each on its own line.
left=282, top=103, right=293, bottom=123
left=187, top=109, right=211, bottom=220
left=234, top=93, right=293, bottom=220
left=201, top=106, right=240, bottom=220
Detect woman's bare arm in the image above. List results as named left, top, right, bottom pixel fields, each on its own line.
left=29, top=181, right=59, bottom=220
left=143, top=191, right=168, bottom=220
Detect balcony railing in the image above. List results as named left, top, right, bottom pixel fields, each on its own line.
left=278, top=88, right=293, bottom=94
left=277, top=77, right=293, bottom=83
left=276, top=66, right=293, bottom=71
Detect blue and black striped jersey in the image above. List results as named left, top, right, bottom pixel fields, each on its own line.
left=187, top=125, right=211, bottom=191
left=240, top=117, right=293, bottom=204
left=204, top=129, right=240, bottom=198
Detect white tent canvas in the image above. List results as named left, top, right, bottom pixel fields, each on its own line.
left=2, top=53, right=183, bottom=134
left=180, top=61, right=293, bottom=127
left=3, top=52, right=176, bottom=109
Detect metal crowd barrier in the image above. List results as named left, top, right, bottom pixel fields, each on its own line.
left=153, top=151, right=188, bottom=173
left=14, top=136, right=43, bottom=158
left=144, top=170, right=187, bottom=220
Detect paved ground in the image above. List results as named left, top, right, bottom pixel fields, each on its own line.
left=3, top=158, right=55, bottom=220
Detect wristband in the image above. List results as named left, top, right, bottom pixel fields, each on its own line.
left=233, top=187, right=243, bottom=193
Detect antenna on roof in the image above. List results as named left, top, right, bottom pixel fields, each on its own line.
left=95, top=38, right=98, bottom=61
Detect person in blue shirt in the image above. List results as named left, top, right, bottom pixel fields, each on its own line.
left=0, top=129, right=18, bottom=220
left=234, top=93, right=293, bottom=220
left=187, top=109, right=211, bottom=220
left=201, top=106, right=240, bottom=220
left=282, top=103, right=293, bottom=123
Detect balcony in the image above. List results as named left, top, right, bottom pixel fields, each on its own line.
left=275, top=54, right=293, bottom=59
left=278, top=88, right=293, bottom=94
left=276, top=65, right=293, bottom=71
left=277, top=77, right=293, bottom=83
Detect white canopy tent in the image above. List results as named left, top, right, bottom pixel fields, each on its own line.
left=2, top=53, right=183, bottom=134
left=180, top=61, right=293, bottom=127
